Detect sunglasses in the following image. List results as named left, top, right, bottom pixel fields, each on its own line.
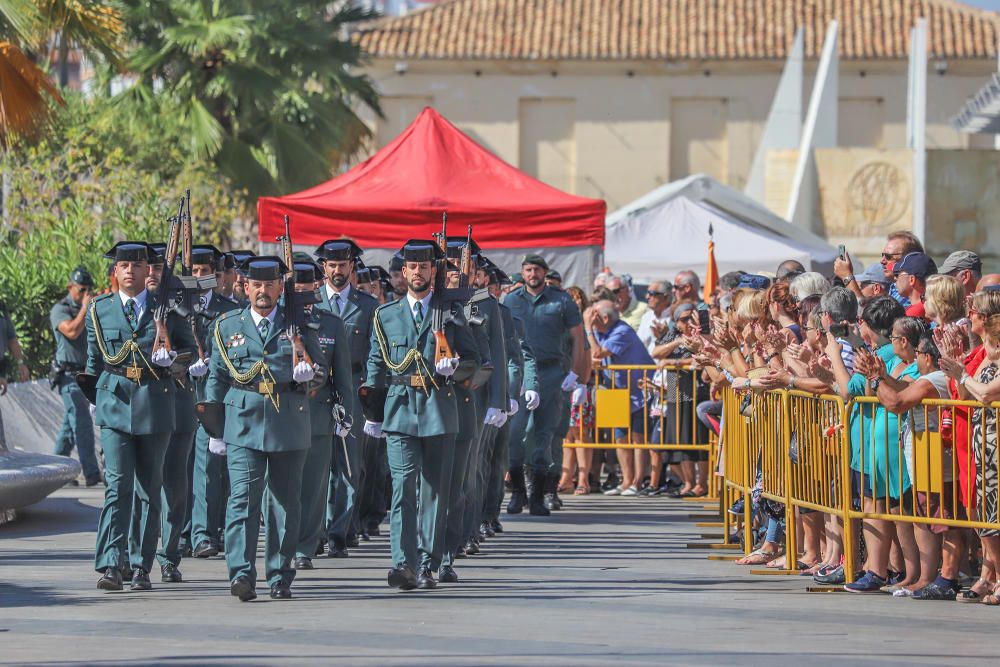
left=646, top=290, right=666, bottom=297
left=672, top=285, right=684, bottom=291
left=881, top=252, right=902, bottom=260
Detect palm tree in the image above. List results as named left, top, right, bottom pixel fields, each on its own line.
left=37, top=0, right=124, bottom=87
left=0, top=0, right=60, bottom=145
left=118, top=0, right=381, bottom=198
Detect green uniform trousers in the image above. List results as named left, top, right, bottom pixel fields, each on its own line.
left=53, top=378, right=99, bottom=481
left=129, top=428, right=195, bottom=568
left=191, top=426, right=228, bottom=549
left=359, top=432, right=389, bottom=532
left=508, top=364, right=564, bottom=473
left=326, top=426, right=363, bottom=547
left=94, top=428, right=169, bottom=572
left=297, top=434, right=333, bottom=559
left=439, top=433, right=474, bottom=569
left=386, top=432, right=453, bottom=571
left=226, top=444, right=307, bottom=588
left=486, top=416, right=513, bottom=521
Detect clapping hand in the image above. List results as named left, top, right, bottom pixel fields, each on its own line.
left=808, top=355, right=836, bottom=386
left=933, top=323, right=966, bottom=361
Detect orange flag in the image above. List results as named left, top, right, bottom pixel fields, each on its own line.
left=704, top=224, right=718, bottom=303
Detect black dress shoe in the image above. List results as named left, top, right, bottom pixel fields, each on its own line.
left=346, top=533, right=360, bottom=548
left=387, top=566, right=417, bottom=590
left=491, top=519, right=504, bottom=533
left=464, top=540, right=480, bottom=555
left=230, top=575, right=257, bottom=601
left=192, top=541, right=219, bottom=558
left=160, top=563, right=182, bottom=583
left=416, top=568, right=436, bottom=589
left=455, top=545, right=467, bottom=558
left=439, top=565, right=459, bottom=583
left=180, top=543, right=193, bottom=558
left=328, top=544, right=349, bottom=558
left=84, top=475, right=103, bottom=487
left=270, top=582, right=292, bottom=599
left=479, top=522, right=495, bottom=538
left=359, top=530, right=371, bottom=542
left=367, top=524, right=381, bottom=537
left=97, top=567, right=123, bottom=591
left=294, top=557, right=313, bottom=570
left=121, top=566, right=134, bottom=581
left=131, top=567, right=152, bottom=591
left=315, top=539, right=327, bottom=556
left=506, top=490, right=525, bottom=514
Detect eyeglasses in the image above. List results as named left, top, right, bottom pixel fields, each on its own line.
left=646, top=290, right=666, bottom=297
left=890, top=335, right=906, bottom=342
left=881, top=252, right=902, bottom=260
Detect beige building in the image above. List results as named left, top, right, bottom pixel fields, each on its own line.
left=354, top=0, right=1000, bottom=215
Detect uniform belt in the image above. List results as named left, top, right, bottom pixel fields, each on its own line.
left=103, top=364, right=163, bottom=382
left=225, top=377, right=301, bottom=394
left=57, top=362, right=85, bottom=373
left=389, top=374, right=431, bottom=388
left=536, top=359, right=563, bottom=369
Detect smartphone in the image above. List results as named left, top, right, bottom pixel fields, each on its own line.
left=838, top=244, right=847, bottom=260
left=697, top=308, right=711, bottom=334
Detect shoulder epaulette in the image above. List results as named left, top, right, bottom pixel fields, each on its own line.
left=216, top=309, right=239, bottom=323
left=93, top=292, right=115, bottom=303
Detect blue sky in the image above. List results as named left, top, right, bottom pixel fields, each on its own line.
left=963, top=0, right=1000, bottom=10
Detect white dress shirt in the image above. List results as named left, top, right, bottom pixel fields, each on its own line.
left=405, top=291, right=432, bottom=327
left=324, top=282, right=352, bottom=308
left=118, top=290, right=149, bottom=322
left=250, top=306, right=278, bottom=335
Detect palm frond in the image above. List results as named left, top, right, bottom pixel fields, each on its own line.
left=0, top=41, right=63, bottom=146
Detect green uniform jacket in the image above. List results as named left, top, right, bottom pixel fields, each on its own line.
left=50, top=294, right=88, bottom=367
left=85, top=291, right=198, bottom=435
left=468, top=295, right=508, bottom=411
left=498, top=303, right=523, bottom=400
left=512, top=316, right=538, bottom=394
left=365, top=294, right=480, bottom=438
left=205, top=306, right=322, bottom=452
left=308, top=307, right=355, bottom=437
left=502, top=285, right=582, bottom=369
left=317, top=285, right=378, bottom=383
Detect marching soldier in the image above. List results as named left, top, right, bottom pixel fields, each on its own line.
left=290, top=258, right=354, bottom=570
left=50, top=266, right=101, bottom=486
left=203, top=256, right=322, bottom=601
left=478, top=261, right=539, bottom=534
left=86, top=242, right=197, bottom=592
left=502, top=255, right=587, bottom=516
left=227, top=250, right=256, bottom=306
left=314, top=239, right=378, bottom=555
left=362, top=239, right=479, bottom=590
left=189, top=247, right=242, bottom=559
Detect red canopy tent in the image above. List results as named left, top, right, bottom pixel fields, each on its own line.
left=257, top=107, right=605, bottom=286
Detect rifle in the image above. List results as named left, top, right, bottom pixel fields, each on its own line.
left=432, top=211, right=455, bottom=364
left=152, top=197, right=184, bottom=355
left=176, top=190, right=219, bottom=362
left=458, top=224, right=474, bottom=290
left=277, top=214, right=313, bottom=369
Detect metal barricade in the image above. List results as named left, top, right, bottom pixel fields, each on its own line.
left=564, top=363, right=718, bottom=500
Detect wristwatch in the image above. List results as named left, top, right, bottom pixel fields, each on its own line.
left=960, top=372, right=971, bottom=387
left=869, top=377, right=881, bottom=391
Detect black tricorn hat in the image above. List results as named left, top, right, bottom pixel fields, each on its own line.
left=400, top=240, right=445, bottom=262
left=240, top=256, right=288, bottom=281
left=315, top=239, right=363, bottom=261
left=293, top=260, right=321, bottom=284
left=105, top=241, right=157, bottom=263
left=192, top=244, right=225, bottom=268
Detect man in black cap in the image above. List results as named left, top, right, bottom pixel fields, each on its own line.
left=51, top=266, right=101, bottom=486
left=314, top=239, right=379, bottom=554
left=227, top=250, right=256, bottom=305
left=86, top=242, right=198, bottom=592
left=187, top=245, right=241, bottom=561
left=502, top=253, right=587, bottom=516
left=204, top=256, right=322, bottom=600
left=545, top=270, right=563, bottom=289
left=362, top=239, right=480, bottom=590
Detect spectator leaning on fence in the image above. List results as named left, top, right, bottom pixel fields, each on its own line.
left=586, top=299, right=654, bottom=497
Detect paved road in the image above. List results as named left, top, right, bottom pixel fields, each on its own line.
left=1, top=489, right=998, bottom=666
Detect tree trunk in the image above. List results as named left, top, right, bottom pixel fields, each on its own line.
left=57, top=34, right=70, bottom=88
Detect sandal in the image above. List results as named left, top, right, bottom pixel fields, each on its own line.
left=958, top=578, right=995, bottom=604
left=573, top=485, right=589, bottom=495
left=736, top=548, right=781, bottom=566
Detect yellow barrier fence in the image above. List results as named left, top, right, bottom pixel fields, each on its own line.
left=564, top=363, right=718, bottom=500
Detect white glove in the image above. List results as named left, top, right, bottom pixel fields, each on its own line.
left=571, top=384, right=588, bottom=407
left=336, top=422, right=351, bottom=438
left=525, top=390, right=540, bottom=410
left=363, top=420, right=383, bottom=438
left=435, top=357, right=459, bottom=377
left=292, top=361, right=316, bottom=383
left=152, top=348, right=176, bottom=368
left=89, top=403, right=97, bottom=420
left=208, top=437, right=227, bottom=456
left=484, top=407, right=504, bottom=426
left=560, top=371, right=579, bottom=392
left=493, top=410, right=508, bottom=428
left=508, top=398, right=519, bottom=416
left=188, top=358, right=209, bottom=378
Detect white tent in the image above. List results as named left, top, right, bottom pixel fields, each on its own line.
left=605, top=175, right=839, bottom=285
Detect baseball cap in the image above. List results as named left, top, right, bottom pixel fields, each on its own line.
left=939, top=250, right=982, bottom=276
left=858, top=263, right=890, bottom=286
left=893, top=252, right=938, bottom=280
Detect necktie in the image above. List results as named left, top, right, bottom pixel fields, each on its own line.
left=332, top=293, right=342, bottom=316
left=258, top=318, right=270, bottom=341
left=413, top=300, right=423, bottom=329
left=125, top=298, right=137, bottom=326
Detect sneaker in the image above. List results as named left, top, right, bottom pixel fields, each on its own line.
left=603, top=486, right=622, bottom=496
left=887, top=569, right=906, bottom=586
left=814, top=565, right=845, bottom=585
left=844, top=570, right=888, bottom=593
left=601, top=474, right=619, bottom=492
left=620, top=486, right=639, bottom=497
left=912, top=578, right=959, bottom=601
left=727, top=498, right=745, bottom=515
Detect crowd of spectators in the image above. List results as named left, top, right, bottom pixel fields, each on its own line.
left=556, top=230, right=1000, bottom=601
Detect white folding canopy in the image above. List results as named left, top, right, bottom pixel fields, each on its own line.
left=604, top=175, right=838, bottom=284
